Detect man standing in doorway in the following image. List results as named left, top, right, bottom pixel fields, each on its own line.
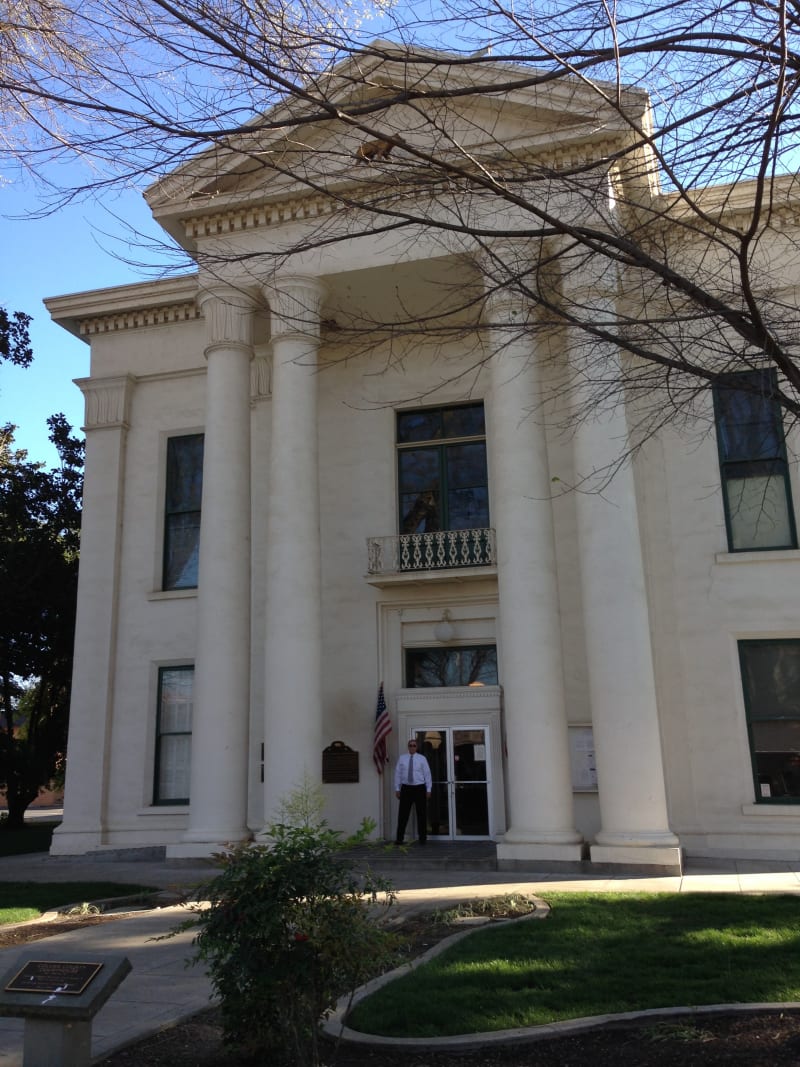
left=394, top=737, right=432, bottom=845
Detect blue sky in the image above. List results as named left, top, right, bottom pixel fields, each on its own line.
left=1, top=177, right=172, bottom=467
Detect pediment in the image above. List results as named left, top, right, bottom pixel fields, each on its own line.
left=146, top=41, right=648, bottom=247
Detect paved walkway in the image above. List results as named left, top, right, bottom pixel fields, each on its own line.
left=0, top=849, right=798, bottom=1065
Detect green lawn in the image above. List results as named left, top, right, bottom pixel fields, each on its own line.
left=348, top=893, right=800, bottom=1037
left=0, top=883, right=157, bottom=925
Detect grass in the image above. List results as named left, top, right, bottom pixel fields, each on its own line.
left=0, top=883, right=157, bottom=925
left=348, top=893, right=800, bottom=1037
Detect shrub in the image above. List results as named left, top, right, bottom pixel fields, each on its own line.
left=188, top=806, right=395, bottom=1065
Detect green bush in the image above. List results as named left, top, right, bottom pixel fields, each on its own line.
left=188, top=809, right=395, bottom=1065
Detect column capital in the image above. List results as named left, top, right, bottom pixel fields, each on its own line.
left=76, top=374, right=137, bottom=430
left=482, top=282, right=533, bottom=324
left=198, top=285, right=258, bottom=356
left=266, top=275, right=326, bottom=343
left=556, top=245, right=619, bottom=307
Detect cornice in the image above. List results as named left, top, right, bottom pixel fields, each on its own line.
left=78, top=301, right=201, bottom=337
left=180, top=136, right=624, bottom=243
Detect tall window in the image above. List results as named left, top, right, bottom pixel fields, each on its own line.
left=397, top=403, right=489, bottom=534
left=163, top=434, right=204, bottom=589
left=406, top=646, right=498, bottom=687
left=713, top=370, right=796, bottom=551
left=739, top=640, right=800, bottom=803
left=154, top=666, right=193, bottom=804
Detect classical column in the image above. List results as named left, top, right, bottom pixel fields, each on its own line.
left=563, top=260, right=681, bottom=870
left=261, top=275, right=326, bottom=824
left=173, top=286, right=256, bottom=855
left=484, top=287, right=584, bottom=868
left=51, top=375, right=136, bottom=855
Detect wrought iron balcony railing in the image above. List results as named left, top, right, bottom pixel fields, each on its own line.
left=367, top=528, right=496, bottom=576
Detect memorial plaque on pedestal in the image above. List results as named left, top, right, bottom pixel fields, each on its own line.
left=5, top=961, right=103, bottom=996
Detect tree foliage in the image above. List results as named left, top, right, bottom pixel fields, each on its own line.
left=0, top=307, right=32, bottom=367
left=0, top=414, right=83, bottom=828
left=4, top=2, right=800, bottom=446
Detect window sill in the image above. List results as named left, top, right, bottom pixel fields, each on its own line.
left=715, top=549, right=800, bottom=565
left=147, top=588, right=198, bottom=601
left=741, top=803, right=800, bottom=816
left=139, top=806, right=190, bottom=815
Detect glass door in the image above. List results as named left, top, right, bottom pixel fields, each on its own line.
left=415, top=726, right=491, bottom=839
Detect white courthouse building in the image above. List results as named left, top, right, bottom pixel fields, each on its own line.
left=45, top=49, right=800, bottom=870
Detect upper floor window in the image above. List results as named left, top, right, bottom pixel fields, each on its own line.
left=163, top=434, right=204, bottom=589
left=713, top=370, right=796, bottom=551
left=397, top=403, right=488, bottom=534
left=739, top=640, right=800, bottom=803
left=154, top=665, right=193, bottom=804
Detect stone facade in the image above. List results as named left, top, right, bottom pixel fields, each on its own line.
left=44, top=54, right=800, bottom=868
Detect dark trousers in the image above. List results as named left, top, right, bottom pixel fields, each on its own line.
left=396, top=784, right=427, bottom=843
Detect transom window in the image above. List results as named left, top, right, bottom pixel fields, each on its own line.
left=154, top=666, right=193, bottom=804
left=713, top=370, right=796, bottom=551
left=397, top=403, right=488, bottom=534
left=405, top=645, right=498, bottom=687
left=163, top=434, right=204, bottom=589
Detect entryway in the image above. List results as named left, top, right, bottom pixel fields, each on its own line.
left=414, top=726, right=491, bottom=840
left=394, top=685, right=505, bottom=841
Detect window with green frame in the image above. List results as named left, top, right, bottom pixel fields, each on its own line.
left=712, top=370, right=796, bottom=551
left=397, top=403, right=489, bottom=534
left=163, top=434, right=204, bottom=590
left=154, top=666, right=193, bottom=804
left=405, top=646, right=498, bottom=687
left=739, top=640, right=800, bottom=803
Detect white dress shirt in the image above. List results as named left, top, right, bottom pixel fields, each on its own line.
left=394, top=751, right=432, bottom=792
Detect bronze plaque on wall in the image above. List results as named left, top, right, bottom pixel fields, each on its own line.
left=322, top=741, right=359, bottom=783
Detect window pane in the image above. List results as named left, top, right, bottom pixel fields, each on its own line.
left=740, top=642, right=800, bottom=719
left=156, top=667, right=193, bottom=804
left=716, top=372, right=782, bottom=463
left=442, top=403, right=485, bottom=438
left=159, top=669, right=194, bottom=732
left=714, top=371, right=795, bottom=552
left=157, top=735, right=191, bottom=802
left=750, top=723, right=800, bottom=799
left=448, top=487, right=490, bottom=529
left=164, top=513, right=201, bottom=589
left=164, top=434, right=204, bottom=590
left=398, top=448, right=440, bottom=493
left=397, top=410, right=443, bottom=443
left=446, top=442, right=487, bottom=489
left=726, top=473, right=793, bottom=550
left=400, top=492, right=440, bottom=533
left=406, top=646, right=498, bottom=687
left=740, top=641, right=800, bottom=803
left=166, top=435, right=204, bottom=512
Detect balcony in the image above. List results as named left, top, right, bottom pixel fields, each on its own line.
left=366, top=528, right=497, bottom=585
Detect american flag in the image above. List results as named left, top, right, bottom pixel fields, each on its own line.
left=372, top=682, right=391, bottom=774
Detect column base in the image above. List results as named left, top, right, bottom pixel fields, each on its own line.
left=168, top=828, right=250, bottom=859
left=49, top=827, right=103, bottom=855
left=590, top=843, right=683, bottom=874
left=497, top=835, right=587, bottom=871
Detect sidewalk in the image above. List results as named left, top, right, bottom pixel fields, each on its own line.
left=0, top=850, right=798, bottom=1065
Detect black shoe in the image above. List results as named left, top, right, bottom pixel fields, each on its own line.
left=418, top=839, right=427, bottom=845
left=394, top=840, right=403, bottom=846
